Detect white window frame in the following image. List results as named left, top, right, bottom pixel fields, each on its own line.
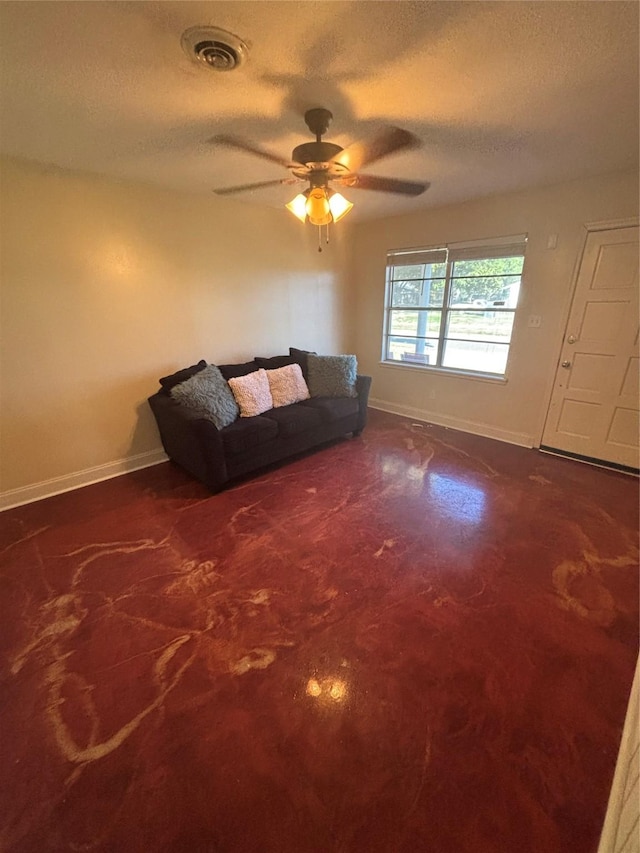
left=382, top=234, right=527, bottom=379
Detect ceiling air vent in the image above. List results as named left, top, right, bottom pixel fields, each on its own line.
left=181, top=26, right=248, bottom=71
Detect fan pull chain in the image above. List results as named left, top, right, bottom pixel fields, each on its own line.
left=316, top=224, right=331, bottom=253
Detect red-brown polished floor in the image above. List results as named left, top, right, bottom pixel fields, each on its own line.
left=1, top=410, right=638, bottom=853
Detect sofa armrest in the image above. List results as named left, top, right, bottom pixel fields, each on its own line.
left=355, top=374, right=372, bottom=434
left=148, top=393, right=228, bottom=491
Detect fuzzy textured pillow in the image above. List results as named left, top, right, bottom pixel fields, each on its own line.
left=266, top=364, right=310, bottom=408
left=307, top=354, right=358, bottom=398
left=170, top=364, right=239, bottom=429
left=159, top=359, right=207, bottom=395
left=228, top=368, right=274, bottom=418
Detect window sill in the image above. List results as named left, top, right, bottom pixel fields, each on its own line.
left=379, top=360, right=509, bottom=384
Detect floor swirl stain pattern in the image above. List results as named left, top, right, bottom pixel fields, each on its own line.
left=0, top=410, right=637, bottom=852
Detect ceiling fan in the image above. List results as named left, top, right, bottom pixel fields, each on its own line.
left=210, top=108, right=429, bottom=237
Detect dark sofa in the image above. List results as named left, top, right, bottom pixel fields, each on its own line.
left=148, top=354, right=372, bottom=493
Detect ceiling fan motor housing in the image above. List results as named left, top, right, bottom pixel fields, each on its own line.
left=292, top=141, right=343, bottom=167
left=291, top=107, right=349, bottom=174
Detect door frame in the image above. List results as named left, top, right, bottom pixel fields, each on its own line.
left=535, top=216, right=639, bottom=450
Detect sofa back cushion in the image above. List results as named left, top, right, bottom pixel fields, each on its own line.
left=159, top=359, right=207, bottom=394
left=218, top=360, right=258, bottom=380
left=255, top=355, right=297, bottom=370
left=289, top=347, right=316, bottom=380
left=228, top=368, right=274, bottom=418
left=266, top=363, right=310, bottom=408
left=170, top=364, right=239, bottom=429
left=307, top=354, right=358, bottom=398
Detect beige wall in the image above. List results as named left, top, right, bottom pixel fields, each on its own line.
left=2, top=159, right=637, bottom=504
left=350, top=170, right=639, bottom=446
left=0, top=156, right=348, bottom=497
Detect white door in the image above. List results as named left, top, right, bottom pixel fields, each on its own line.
left=541, top=225, right=639, bottom=470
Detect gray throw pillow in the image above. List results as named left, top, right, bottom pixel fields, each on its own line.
left=307, top=354, right=358, bottom=398
left=170, top=364, right=239, bottom=429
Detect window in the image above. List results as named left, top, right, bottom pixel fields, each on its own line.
left=383, top=235, right=527, bottom=377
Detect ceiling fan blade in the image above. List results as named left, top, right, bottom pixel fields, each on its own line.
left=336, top=174, right=429, bottom=196
left=209, top=135, right=294, bottom=169
left=214, top=178, right=298, bottom=196
left=331, top=127, right=421, bottom=172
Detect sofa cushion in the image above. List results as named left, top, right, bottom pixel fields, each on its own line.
left=218, top=360, right=258, bottom=380
left=289, top=347, right=316, bottom=380
left=307, top=354, right=358, bottom=398
left=159, top=359, right=207, bottom=394
left=170, top=364, right=239, bottom=429
left=255, top=355, right=297, bottom=370
left=266, top=364, right=310, bottom=408
left=220, top=416, right=279, bottom=455
left=228, top=368, right=274, bottom=418
left=261, top=403, right=323, bottom=437
left=300, top=396, right=359, bottom=422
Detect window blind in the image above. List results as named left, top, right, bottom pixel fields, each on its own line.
left=386, top=248, right=448, bottom=268
left=387, top=235, right=527, bottom=266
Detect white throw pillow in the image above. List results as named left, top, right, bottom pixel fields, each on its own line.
left=228, top=368, right=274, bottom=418
left=266, top=363, right=310, bottom=408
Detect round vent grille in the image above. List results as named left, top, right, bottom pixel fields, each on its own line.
left=181, top=27, right=248, bottom=71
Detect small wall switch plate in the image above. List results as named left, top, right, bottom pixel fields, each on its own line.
left=547, top=234, right=558, bottom=249
left=528, top=314, right=542, bottom=328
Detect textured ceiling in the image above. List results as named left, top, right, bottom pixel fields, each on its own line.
left=0, top=1, right=638, bottom=221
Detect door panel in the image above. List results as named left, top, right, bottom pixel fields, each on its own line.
left=556, top=399, right=599, bottom=437
left=581, top=301, right=628, bottom=341
left=607, top=407, right=639, bottom=447
left=620, top=357, right=639, bottom=397
left=542, top=226, right=639, bottom=469
left=568, top=353, right=615, bottom=393
left=592, top=240, right=639, bottom=288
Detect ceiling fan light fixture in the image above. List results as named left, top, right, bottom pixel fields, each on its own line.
left=285, top=193, right=308, bottom=223
left=327, top=191, right=353, bottom=223
left=285, top=187, right=354, bottom=226
left=306, top=187, right=332, bottom=226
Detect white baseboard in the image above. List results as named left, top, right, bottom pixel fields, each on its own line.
left=0, top=449, right=168, bottom=512
left=0, top=405, right=533, bottom=512
left=368, top=397, right=535, bottom=449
